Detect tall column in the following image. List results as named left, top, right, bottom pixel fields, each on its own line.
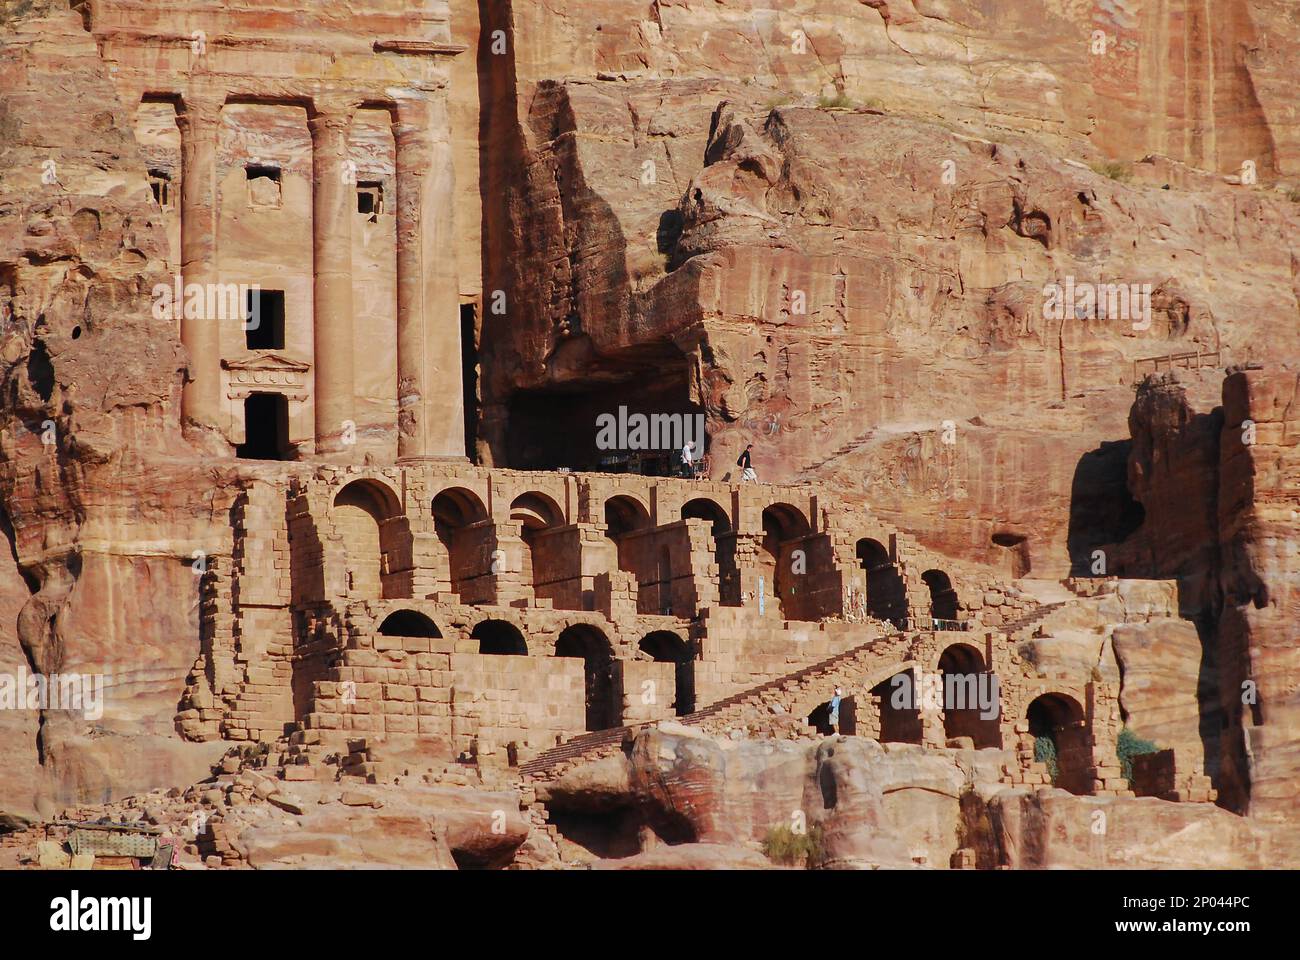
left=308, top=98, right=359, bottom=458
left=393, top=89, right=466, bottom=461
left=177, top=96, right=224, bottom=430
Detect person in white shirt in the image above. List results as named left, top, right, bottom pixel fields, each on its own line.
left=680, top=441, right=696, bottom=478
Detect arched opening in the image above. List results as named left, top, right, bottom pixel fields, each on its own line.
left=921, top=569, right=960, bottom=623
left=432, top=487, right=489, bottom=601
left=807, top=696, right=856, bottom=736
left=639, top=630, right=695, bottom=715
left=555, top=624, right=620, bottom=732
left=856, top=538, right=906, bottom=626
left=991, top=532, right=1032, bottom=579
left=938, top=644, right=1000, bottom=748
left=472, top=619, right=527, bottom=656
left=333, top=479, right=408, bottom=600
left=605, top=495, right=650, bottom=540
left=761, top=503, right=811, bottom=619
left=377, top=610, right=441, bottom=638
left=682, top=498, right=740, bottom=605
left=510, top=492, right=565, bottom=594
left=871, top=670, right=922, bottom=743
left=603, top=495, right=651, bottom=598
left=1026, top=693, right=1090, bottom=794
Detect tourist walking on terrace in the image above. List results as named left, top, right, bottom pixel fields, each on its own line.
left=737, top=443, right=756, bottom=482
left=680, top=440, right=697, bottom=479
left=829, top=686, right=843, bottom=733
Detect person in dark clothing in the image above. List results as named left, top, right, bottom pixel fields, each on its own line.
left=737, top=444, right=756, bottom=482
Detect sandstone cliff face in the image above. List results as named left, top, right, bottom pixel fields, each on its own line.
left=1085, top=369, right=1300, bottom=822
left=489, top=0, right=1300, bottom=179
left=478, top=0, right=1300, bottom=579
left=537, top=727, right=1296, bottom=868
left=1215, top=368, right=1300, bottom=821
left=0, top=3, right=234, bottom=819
left=0, top=0, right=1296, bottom=863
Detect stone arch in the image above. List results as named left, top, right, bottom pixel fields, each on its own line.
left=807, top=690, right=855, bottom=737
left=682, top=497, right=740, bottom=605
left=555, top=624, right=620, bottom=732
left=937, top=643, right=999, bottom=748
left=432, top=487, right=491, bottom=601
left=472, top=618, right=527, bottom=656
left=604, top=494, right=651, bottom=538
left=510, top=492, right=565, bottom=594
left=761, top=503, right=811, bottom=619
left=922, top=569, right=960, bottom=622
left=510, top=491, right=565, bottom=530
left=870, top=668, right=923, bottom=744
left=639, top=630, right=695, bottom=715
left=333, top=478, right=411, bottom=600
left=856, top=538, right=906, bottom=625
left=680, top=495, right=731, bottom=529
left=432, top=486, right=488, bottom=526
left=1027, top=693, right=1090, bottom=794
left=378, top=609, right=441, bottom=638
left=603, top=494, right=651, bottom=598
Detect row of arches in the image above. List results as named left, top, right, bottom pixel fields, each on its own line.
left=374, top=612, right=696, bottom=733
left=332, top=479, right=962, bottom=626
left=804, top=640, right=1093, bottom=794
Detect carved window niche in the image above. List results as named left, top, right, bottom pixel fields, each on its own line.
left=356, top=180, right=384, bottom=223
left=246, top=164, right=283, bottom=208
left=148, top=168, right=174, bottom=210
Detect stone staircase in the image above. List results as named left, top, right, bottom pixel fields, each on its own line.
left=998, top=601, right=1067, bottom=636
left=519, top=629, right=916, bottom=781
left=802, top=426, right=881, bottom=472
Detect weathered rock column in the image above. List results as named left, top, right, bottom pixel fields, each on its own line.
left=177, top=96, right=224, bottom=430
left=308, top=99, right=359, bottom=458
left=393, top=89, right=466, bottom=461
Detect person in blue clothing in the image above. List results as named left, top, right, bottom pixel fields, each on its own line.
left=828, top=686, right=844, bottom=733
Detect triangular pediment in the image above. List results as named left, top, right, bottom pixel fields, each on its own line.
left=223, top=352, right=311, bottom=373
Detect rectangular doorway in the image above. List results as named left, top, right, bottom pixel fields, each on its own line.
left=236, top=392, right=290, bottom=460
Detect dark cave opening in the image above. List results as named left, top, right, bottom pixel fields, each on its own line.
left=1066, top=440, right=1145, bottom=575
left=505, top=374, right=703, bottom=473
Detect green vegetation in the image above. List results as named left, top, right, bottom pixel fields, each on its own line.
left=818, top=92, right=854, bottom=109
left=1090, top=159, right=1132, bottom=183
left=1034, top=734, right=1059, bottom=784
left=761, top=823, right=824, bottom=867
left=1116, top=727, right=1159, bottom=780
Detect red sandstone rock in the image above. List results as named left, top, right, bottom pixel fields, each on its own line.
left=0, top=1, right=1297, bottom=874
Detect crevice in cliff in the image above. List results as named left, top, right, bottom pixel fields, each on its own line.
left=0, top=503, right=46, bottom=765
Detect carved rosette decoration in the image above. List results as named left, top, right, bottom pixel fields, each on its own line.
left=222, top=353, right=312, bottom=402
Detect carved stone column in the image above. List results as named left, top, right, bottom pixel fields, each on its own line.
left=393, top=89, right=465, bottom=461
left=308, top=98, right=360, bottom=458
left=177, top=96, right=224, bottom=430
